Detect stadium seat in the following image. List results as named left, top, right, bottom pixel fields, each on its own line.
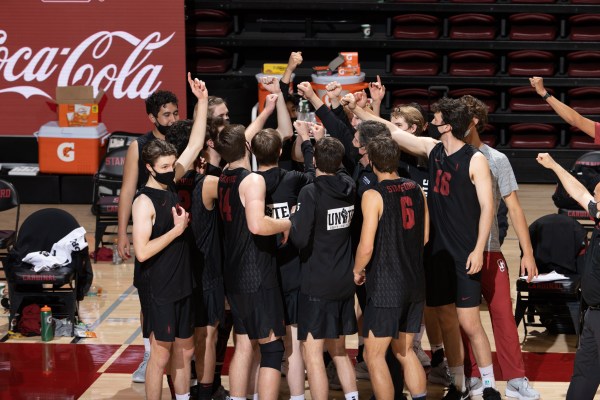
left=509, top=86, right=554, bottom=112
left=449, top=50, right=497, bottom=76
left=569, top=14, right=600, bottom=41
left=393, top=14, right=440, bottom=39
left=569, top=127, right=600, bottom=150
left=391, top=50, right=440, bottom=76
left=508, top=50, right=555, bottom=76
left=391, top=88, right=441, bottom=112
left=449, top=14, right=496, bottom=40
left=194, top=47, right=233, bottom=74
left=567, top=51, right=600, bottom=77
left=568, top=87, right=600, bottom=115
left=509, top=13, right=557, bottom=41
left=194, top=9, right=232, bottom=37
left=448, top=88, right=498, bottom=113
left=508, top=123, right=558, bottom=149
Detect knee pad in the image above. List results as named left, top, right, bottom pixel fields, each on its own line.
left=259, top=339, right=284, bottom=371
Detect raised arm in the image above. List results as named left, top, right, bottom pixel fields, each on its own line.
left=530, top=76, right=597, bottom=138
left=537, top=152, right=595, bottom=210
left=176, top=74, right=208, bottom=180
left=245, top=93, right=278, bottom=142
left=343, top=93, right=437, bottom=158
left=466, top=153, right=494, bottom=275
left=281, top=51, right=302, bottom=86
left=261, top=76, right=293, bottom=140
left=368, top=75, right=386, bottom=117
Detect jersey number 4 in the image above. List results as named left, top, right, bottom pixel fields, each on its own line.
left=219, top=187, right=232, bottom=222
left=433, top=170, right=451, bottom=196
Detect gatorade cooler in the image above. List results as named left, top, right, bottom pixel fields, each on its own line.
left=36, top=122, right=110, bottom=174
left=311, top=72, right=368, bottom=107
left=256, top=73, right=295, bottom=113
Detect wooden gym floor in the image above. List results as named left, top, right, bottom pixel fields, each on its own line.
left=0, top=183, right=595, bottom=399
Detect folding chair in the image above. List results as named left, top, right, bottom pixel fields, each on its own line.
left=515, top=214, right=586, bottom=338
left=4, top=208, right=93, bottom=335
left=92, top=146, right=129, bottom=260
left=0, top=179, right=20, bottom=279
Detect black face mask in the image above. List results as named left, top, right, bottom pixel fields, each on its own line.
left=154, top=121, right=170, bottom=136
left=151, top=168, right=175, bottom=185
left=427, top=124, right=443, bottom=140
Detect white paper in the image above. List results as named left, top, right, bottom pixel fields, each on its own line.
left=519, top=270, right=569, bottom=282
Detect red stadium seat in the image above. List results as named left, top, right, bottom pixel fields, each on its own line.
left=449, top=50, right=497, bottom=76
left=449, top=14, right=497, bottom=40
left=391, top=50, right=440, bottom=76
left=568, top=87, right=600, bottom=115
left=448, top=88, right=498, bottom=113
left=567, top=51, right=600, bottom=77
left=194, top=47, right=232, bottom=73
left=508, top=50, right=555, bottom=77
left=569, top=14, right=600, bottom=41
left=391, top=88, right=441, bottom=112
left=194, top=9, right=232, bottom=37
left=569, top=127, right=600, bottom=149
left=509, top=13, right=557, bottom=41
left=480, top=124, right=498, bottom=147
left=509, top=86, right=554, bottom=112
left=509, top=123, right=558, bottom=149
left=393, top=14, right=441, bottom=39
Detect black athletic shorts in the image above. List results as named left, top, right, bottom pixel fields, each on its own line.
left=227, top=286, right=286, bottom=340
left=196, top=284, right=225, bottom=328
left=148, top=295, right=194, bottom=342
left=137, top=276, right=152, bottom=338
left=283, top=289, right=299, bottom=326
left=297, top=293, right=357, bottom=340
left=425, top=249, right=481, bottom=308
left=362, top=299, right=424, bottom=338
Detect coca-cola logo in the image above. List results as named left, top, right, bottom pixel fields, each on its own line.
left=0, top=30, right=175, bottom=100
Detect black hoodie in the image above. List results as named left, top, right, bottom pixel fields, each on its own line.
left=290, top=170, right=356, bottom=300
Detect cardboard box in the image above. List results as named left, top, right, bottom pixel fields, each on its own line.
left=340, top=52, right=359, bottom=67
left=263, top=63, right=288, bottom=74
left=338, top=65, right=361, bottom=76
left=37, top=122, right=109, bottom=174
left=56, top=86, right=105, bottom=127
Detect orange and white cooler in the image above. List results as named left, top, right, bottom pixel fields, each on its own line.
left=311, top=73, right=368, bottom=107
left=36, top=122, right=110, bottom=174
left=256, top=73, right=295, bottom=113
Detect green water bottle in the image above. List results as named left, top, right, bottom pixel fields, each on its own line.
left=41, top=305, right=53, bottom=342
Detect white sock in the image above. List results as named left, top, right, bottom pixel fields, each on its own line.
left=413, top=323, right=425, bottom=344
left=290, top=395, right=305, bottom=400
left=431, top=343, right=444, bottom=354
left=175, top=394, right=190, bottom=400
left=143, top=337, right=151, bottom=353
left=479, top=364, right=496, bottom=388
left=345, top=391, right=359, bottom=400
left=449, top=365, right=465, bottom=392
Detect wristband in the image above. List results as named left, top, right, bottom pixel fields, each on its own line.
left=542, top=92, right=552, bottom=100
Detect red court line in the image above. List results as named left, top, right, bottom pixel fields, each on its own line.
left=0, top=343, right=120, bottom=399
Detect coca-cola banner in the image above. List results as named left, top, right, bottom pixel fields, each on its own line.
left=0, top=0, right=186, bottom=136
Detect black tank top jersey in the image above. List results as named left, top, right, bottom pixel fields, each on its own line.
left=191, top=175, right=224, bottom=291
left=136, top=131, right=158, bottom=189
left=399, top=160, right=430, bottom=198
left=137, top=186, right=192, bottom=304
left=218, top=168, right=278, bottom=294
left=258, top=167, right=311, bottom=293
left=367, top=178, right=426, bottom=307
left=427, top=142, right=480, bottom=261
left=176, top=170, right=198, bottom=212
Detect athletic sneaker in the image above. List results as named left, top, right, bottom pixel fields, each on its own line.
left=428, top=359, right=451, bottom=386
left=354, top=361, right=370, bottom=380
left=442, top=384, right=469, bottom=400
left=413, top=342, right=431, bottom=368
left=212, top=385, right=229, bottom=400
left=468, top=376, right=484, bottom=397
left=483, top=387, right=502, bottom=400
left=505, top=377, right=540, bottom=400
left=132, top=351, right=150, bottom=383
left=326, top=361, right=342, bottom=390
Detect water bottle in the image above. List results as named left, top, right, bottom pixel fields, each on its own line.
left=112, top=239, right=122, bottom=265
left=41, top=305, right=54, bottom=342
left=297, top=99, right=310, bottom=122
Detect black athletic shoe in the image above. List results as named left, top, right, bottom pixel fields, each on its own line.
left=482, top=387, right=502, bottom=400
left=442, top=384, right=470, bottom=400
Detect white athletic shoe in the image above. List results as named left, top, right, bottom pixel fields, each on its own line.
left=354, top=361, right=370, bottom=380
left=505, top=377, right=540, bottom=400
left=413, top=342, right=431, bottom=367
left=132, top=351, right=150, bottom=383
left=468, top=377, right=484, bottom=397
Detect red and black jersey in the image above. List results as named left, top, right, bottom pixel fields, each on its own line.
left=218, top=168, right=278, bottom=294
left=427, top=142, right=480, bottom=261
left=367, top=178, right=426, bottom=307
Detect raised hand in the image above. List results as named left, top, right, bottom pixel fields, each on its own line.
left=529, top=76, right=547, bottom=97
left=288, top=51, right=303, bottom=70
left=187, top=72, right=207, bottom=100
left=369, top=75, right=386, bottom=103
left=341, top=93, right=357, bottom=110
left=261, top=76, right=282, bottom=94
left=326, top=81, right=343, bottom=100
left=294, top=120, right=311, bottom=141
left=264, top=93, right=279, bottom=114
left=297, top=81, right=315, bottom=99
left=354, top=90, right=368, bottom=109
left=311, top=123, right=325, bottom=141
left=535, top=152, right=557, bottom=169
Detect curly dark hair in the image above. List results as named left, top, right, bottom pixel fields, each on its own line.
left=141, top=140, right=178, bottom=167
left=145, top=90, right=178, bottom=117
left=165, top=120, right=193, bottom=156
left=430, top=97, right=471, bottom=141
left=459, top=94, right=488, bottom=133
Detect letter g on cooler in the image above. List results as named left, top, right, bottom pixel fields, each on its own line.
left=57, top=142, right=75, bottom=162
